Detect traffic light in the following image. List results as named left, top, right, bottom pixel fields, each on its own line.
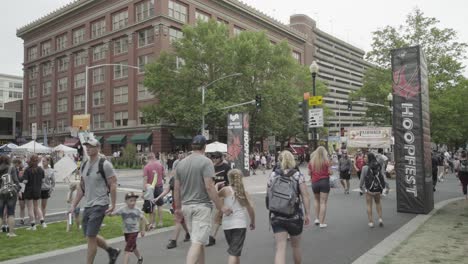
left=298, top=100, right=308, bottom=132
left=347, top=102, right=352, bottom=111
left=255, top=95, right=262, bottom=110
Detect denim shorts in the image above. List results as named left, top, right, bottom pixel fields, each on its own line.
left=182, top=204, right=212, bottom=245
left=0, top=197, right=17, bottom=216
left=82, top=205, right=108, bottom=237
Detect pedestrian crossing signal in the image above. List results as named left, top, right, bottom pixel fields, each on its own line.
left=347, top=102, right=352, bottom=111
left=255, top=95, right=262, bottom=110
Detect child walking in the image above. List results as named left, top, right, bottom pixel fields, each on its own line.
left=112, top=192, right=148, bottom=264
left=66, top=182, right=81, bottom=231
left=217, top=169, right=255, bottom=264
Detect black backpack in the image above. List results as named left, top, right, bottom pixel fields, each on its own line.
left=365, top=166, right=384, bottom=193
left=459, top=160, right=468, bottom=173
left=80, top=158, right=109, bottom=194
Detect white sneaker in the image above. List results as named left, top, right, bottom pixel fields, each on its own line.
left=314, top=219, right=320, bottom=226
left=41, top=222, right=47, bottom=228
left=368, top=222, right=374, bottom=228
left=7, top=233, right=17, bottom=237
left=27, top=225, right=37, bottom=231
left=319, top=224, right=327, bottom=228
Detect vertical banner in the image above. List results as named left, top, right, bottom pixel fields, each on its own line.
left=227, top=113, right=250, bottom=176
left=391, top=46, right=433, bottom=214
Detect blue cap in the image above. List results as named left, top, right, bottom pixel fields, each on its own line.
left=192, top=135, right=207, bottom=146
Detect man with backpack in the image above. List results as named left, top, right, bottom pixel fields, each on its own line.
left=69, top=138, right=121, bottom=264
left=359, top=153, right=388, bottom=228
left=456, top=151, right=468, bottom=199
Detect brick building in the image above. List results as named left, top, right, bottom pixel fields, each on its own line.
left=17, top=0, right=370, bottom=154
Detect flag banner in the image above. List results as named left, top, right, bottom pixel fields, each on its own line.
left=347, top=127, right=392, bottom=149
left=227, top=113, right=250, bottom=176
left=391, top=46, right=433, bottom=214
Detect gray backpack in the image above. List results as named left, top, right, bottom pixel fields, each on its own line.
left=267, top=169, right=300, bottom=216
left=0, top=167, right=17, bottom=199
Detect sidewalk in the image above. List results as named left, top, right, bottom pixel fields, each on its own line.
left=10, top=174, right=463, bottom=264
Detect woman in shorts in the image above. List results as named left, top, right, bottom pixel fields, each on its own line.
left=359, top=153, right=388, bottom=228
left=13, top=158, right=26, bottom=225
left=308, top=146, right=332, bottom=228
left=268, top=151, right=310, bottom=264
left=0, top=156, right=21, bottom=237
left=22, top=155, right=45, bottom=230
left=40, top=156, right=55, bottom=228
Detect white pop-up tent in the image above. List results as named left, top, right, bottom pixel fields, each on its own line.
left=14, top=140, right=52, bottom=154
left=205, top=141, right=228, bottom=153
left=53, top=144, right=78, bottom=155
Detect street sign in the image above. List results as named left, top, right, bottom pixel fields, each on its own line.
left=72, top=114, right=91, bottom=130
left=308, top=108, right=324, bottom=128
left=31, top=123, right=37, bottom=140
left=308, top=96, right=323, bottom=106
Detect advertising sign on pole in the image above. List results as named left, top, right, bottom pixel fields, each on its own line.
left=308, top=108, right=324, bottom=128
left=347, top=127, right=392, bottom=149
left=227, top=113, right=250, bottom=176
left=392, top=46, right=433, bottom=214
left=308, top=96, right=323, bottom=106
left=72, top=114, right=91, bottom=130
left=31, top=123, right=37, bottom=140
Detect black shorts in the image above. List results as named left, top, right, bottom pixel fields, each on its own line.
left=271, top=215, right=303, bottom=237
left=142, top=200, right=155, bottom=214
left=82, top=205, right=108, bottom=237
left=153, top=186, right=164, bottom=207
left=356, top=170, right=362, bottom=179
left=312, top=178, right=330, bottom=194
left=40, top=190, right=50, bottom=199
left=340, top=171, right=351, bottom=180
left=224, top=228, right=247, bottom=257
left=24, top=190, right=41, bottom=200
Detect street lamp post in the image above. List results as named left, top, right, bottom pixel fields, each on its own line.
left=84, top=64, right=143, bottom=115
left=309, top=61, right=319, bottom=151
left=387, top=92, right=393, bottom=126
left=200, top=73, right=242, bottom=134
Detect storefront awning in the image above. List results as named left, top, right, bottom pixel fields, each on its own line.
left=105, top=135, right=126, bottom=145
left=130, top=133, right=152, bottom=144
left=64, top=138, right=80, bottom=147
left=172, top=133, right=192, bottom=145
left=94, top=136, right=104, bottom=144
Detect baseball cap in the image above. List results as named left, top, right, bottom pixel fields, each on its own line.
left=125, top=192, right=139, bottom=200
left=83, top=138, right=100, bottom=147
left=192, top=135, right=207, bottom=146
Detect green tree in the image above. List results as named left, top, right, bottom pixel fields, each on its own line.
left=143, top=20, right=328, bottom=146
left=356, top=8, right=467, bottom=147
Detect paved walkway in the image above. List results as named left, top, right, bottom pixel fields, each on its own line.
left=17, top=172, right=463, bottom=264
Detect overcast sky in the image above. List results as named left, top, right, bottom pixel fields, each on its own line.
left=2, top=0, right=467, bottom=77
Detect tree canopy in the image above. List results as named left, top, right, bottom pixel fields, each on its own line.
left=354, top=8, right=467, bottom=148
left=143, top=20, right=328, bottom=145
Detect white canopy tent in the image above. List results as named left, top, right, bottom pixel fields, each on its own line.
left=53, top=144, right=78, bottom=155
left=14, top=140, right=52, bottom=154
left=205, top=141, right=228, bottom=153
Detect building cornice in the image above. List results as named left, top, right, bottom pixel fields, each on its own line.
left=17, top=0, right=306, bottom=42
left=0, top=73, right=23, bottom=80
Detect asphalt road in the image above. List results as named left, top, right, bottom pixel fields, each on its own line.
left=19, top=170, right=462, bottom=264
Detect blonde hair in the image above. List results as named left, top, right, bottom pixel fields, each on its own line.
left=280, top=150, right=296, bottom=170
left=227, top=169, right=249, bottom=207
left=310, top=146, right=329, bottom=171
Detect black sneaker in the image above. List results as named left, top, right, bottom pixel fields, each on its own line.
left=20, top=219, right=25, bottom=225
left=167, top=240, right=177, bottom=249
left=137, top=257, right=143, bottom=264
left=108, top=247, right=121, bottom=264
left=184, top=233, right=191, bottom=242
left=1, top=226, right=7, bottom=233
left=206, top=236, right=216, bottom=247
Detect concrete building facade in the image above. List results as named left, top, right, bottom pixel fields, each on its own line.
left=0, top=74, right=23, bottom=110
left=17, top=0, right=369, bottom=154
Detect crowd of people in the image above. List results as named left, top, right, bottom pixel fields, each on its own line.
left=1, top=136, right=467, bottom=264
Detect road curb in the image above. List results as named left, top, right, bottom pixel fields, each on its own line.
left=352, top=196, right=465, bottom=264
left=1, top=226, right=175, bottom=264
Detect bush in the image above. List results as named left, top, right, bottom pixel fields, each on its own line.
left=111, top=144, right=145, bottom=169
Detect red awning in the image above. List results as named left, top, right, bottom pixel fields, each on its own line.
left=289, top=144, right=306, bottom=155
left=64, top=138, right=80, bottom=148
